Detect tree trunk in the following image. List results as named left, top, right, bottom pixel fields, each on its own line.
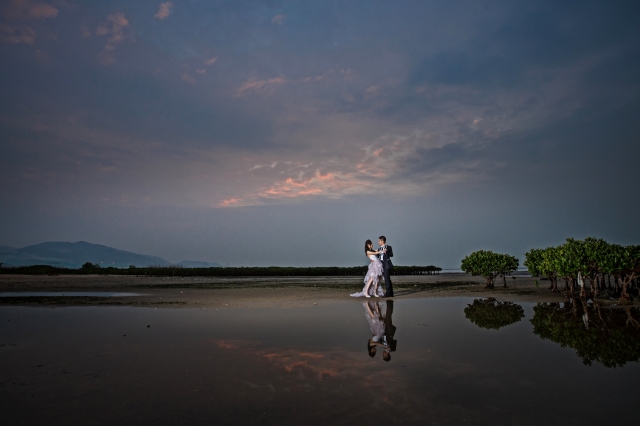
left=619, top=276, right=632, bottom=301
left=567, top=277, right=575, bottom=297
left=620, top=283, right=631, bottom=301
left=625, top=307, right=640, bottom=328
left=503, top=274, right=507, bottom=288
left=485, top=276, right=492, bottom=289
left=590, top=275, right=599, bottom=298
left=551, top=277, right=559, bottom=293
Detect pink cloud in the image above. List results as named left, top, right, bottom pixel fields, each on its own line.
left=0, top=0, right=57, bottom=45
left=236, top=76, right=287, bottom=96
left=80, top=25, right=91, bottom=38
left=205, top=57, right=217, bottom=65
left=181, top=73, right=196, bottom=83
left=154, top=2, right=173, bottom=20
left=0, top=23, right=35, bottom=44
left=220, top=198, right=245, bottom=207
left=271, top=14, right=285, bottom=25
left=253, top=169, right=366, bottom=202
left=34, top=48, right=49, bottom=60
left=213, top=340, right=240, bottom=349
left=215, top=132, right=459, bottom=207
left=339, top=68, right=354, bottom=80
left=0, top=0, right=58, bottom=21
left=365, top=85, right=379, bottom=96
left=300, top=73, right=327, bottom=83
left=94, top=12, right=131, bottom=63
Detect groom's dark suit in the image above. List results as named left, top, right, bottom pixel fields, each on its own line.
left=377, top=244, right=394, bottom=297
left=383, top=300, right=397, bottom=351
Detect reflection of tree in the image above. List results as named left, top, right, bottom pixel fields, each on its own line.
left=464, top=298, right=524, bottom=330
left=531, top=301, right=640, bottom=368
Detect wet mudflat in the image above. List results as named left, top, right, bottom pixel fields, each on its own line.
left=0, top=292, right=148, bottom=297
left=1, top=297, right=638, bottom=425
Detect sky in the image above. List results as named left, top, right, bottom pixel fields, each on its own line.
left=1, top=0, right=639, bottom=267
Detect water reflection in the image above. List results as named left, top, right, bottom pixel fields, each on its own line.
left=463, top=298, right=525, bottom=330
left=2, top=299, right=640, bottom=425
left=531, top=300, right=640, bottom=368
left=363, top=300, right=397, bottom=362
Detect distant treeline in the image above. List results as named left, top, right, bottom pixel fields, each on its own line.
left=0, top=263, right=442, bottom=277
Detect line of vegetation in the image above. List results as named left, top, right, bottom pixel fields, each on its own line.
left=524, top=237, right=640, bottom=301
left=0, top=262, right=442, bottom=277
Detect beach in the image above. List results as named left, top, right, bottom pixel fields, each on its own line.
left=1, top=273, right=632, bottom=308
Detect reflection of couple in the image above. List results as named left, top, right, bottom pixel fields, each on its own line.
left=350, top=236, right=394, bottom=298
left=364, top=300, right=397, bottom=361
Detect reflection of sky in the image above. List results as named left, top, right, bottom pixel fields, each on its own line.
left=1, top=298, right=639, bottom=424
left=1, top=1, right=639, bottom=266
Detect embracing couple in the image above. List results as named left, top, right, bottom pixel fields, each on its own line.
left=351, top=236, right=394, bottom=298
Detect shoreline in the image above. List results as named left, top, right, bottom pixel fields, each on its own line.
left=0, top=274, right=635, bottom=309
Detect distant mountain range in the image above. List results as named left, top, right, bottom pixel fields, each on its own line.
left=0, top=241, right=222, bottom=269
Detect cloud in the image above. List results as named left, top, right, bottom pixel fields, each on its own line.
left=220, top=198, right=244, bottom=207
left=0, top=0, right=58, bottom=21
left=249, top=162, right=277, bottom=171
left=34, top=48, right=49, bottom=61
left=0, top=23, right=35, bottom=44
left=217, top=132, right=472, bottom=207
left=236, top=76, right=287, bottom=96
left=94, top=12, right=131, bottom=63
left=300, top=72, right=329, bottom=83
left=271, top=14, right=285, bottom=25
left=80, top=24, right=91, bottom=38
left=154, top=1, right=173, bottom=20
left=236, top=72, right=329, bottom=96
left=204, top=57, right=217, bottom=65
left=181, top=73, right=195, bottom=83
left=364, top=85, right=379, bottom=98
left=339, top=68, right=354, bottom=81
left=0, top=0, right=57, bottom=45
left=217, top=70, right=586, bottom=208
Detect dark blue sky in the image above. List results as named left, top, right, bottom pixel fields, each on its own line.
left=1, top=0, right=639, bottom=267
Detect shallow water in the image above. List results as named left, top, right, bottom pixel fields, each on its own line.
left=1, top=297, right=638, bottom=425
left=0, top=292, right=148, bottom=297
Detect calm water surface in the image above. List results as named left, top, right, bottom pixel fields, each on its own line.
left=0, top=292, right=148, bottom=297
left=1, top=297, right=638, bottom=425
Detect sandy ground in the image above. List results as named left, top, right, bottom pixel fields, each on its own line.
left=0, top=273, right=635, bottom=308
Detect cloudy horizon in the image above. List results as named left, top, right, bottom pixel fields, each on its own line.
left=1, top=0, right=639, bottom=268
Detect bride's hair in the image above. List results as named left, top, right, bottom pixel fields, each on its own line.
left=368, top=341, right=376, bottom=357
left=364, top=239, right=372, bottom=254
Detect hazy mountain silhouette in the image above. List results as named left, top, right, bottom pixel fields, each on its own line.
left=0, top=241, right=221, bottom=269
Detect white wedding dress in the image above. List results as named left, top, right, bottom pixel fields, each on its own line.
left=350, top=254, right=385, bottom=297
left=364, top=302, right=385, bottom=341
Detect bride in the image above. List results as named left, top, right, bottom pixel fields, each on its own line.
left=351, top=239, right=385, bottom=298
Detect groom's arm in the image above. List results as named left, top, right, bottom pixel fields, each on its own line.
left=387, top=246, right=393, bottom=258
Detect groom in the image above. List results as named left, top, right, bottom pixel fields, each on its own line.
left=377, top=236, right=394, bottom=297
